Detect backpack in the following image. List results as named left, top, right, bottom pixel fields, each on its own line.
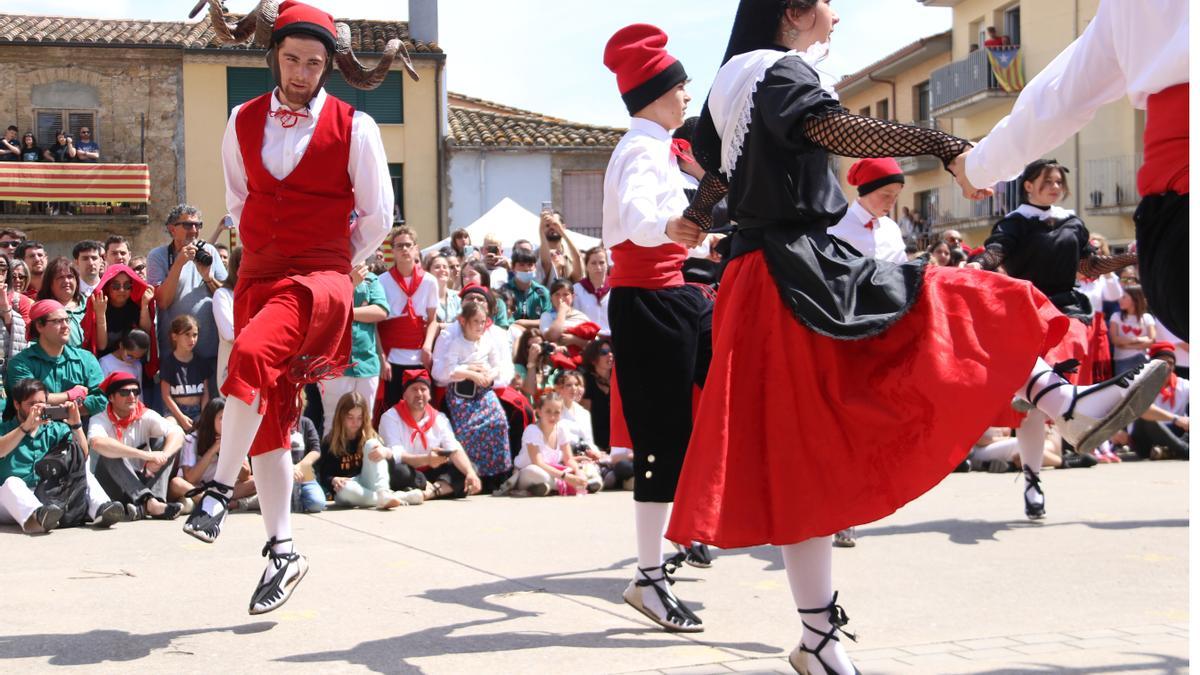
left=33, top=434, right=90, bottom=528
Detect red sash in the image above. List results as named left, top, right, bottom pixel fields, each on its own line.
left=378, top=266, right=428, bottom=352
left=394, top=401, right=437, bottom=451
left=1140, top=83, right=1189, bottom=196
left=609, top=241, right=687, bottom=290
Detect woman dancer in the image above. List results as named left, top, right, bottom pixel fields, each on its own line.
left=664, top=2, right=1168, bottom=672
left=974, top=159, right=1136, bottom=518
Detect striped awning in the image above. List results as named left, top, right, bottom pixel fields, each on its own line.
left=0, top=162, right=151, bottom=203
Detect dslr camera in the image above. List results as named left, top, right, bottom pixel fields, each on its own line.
left=192, top=245, right=214, bottom=267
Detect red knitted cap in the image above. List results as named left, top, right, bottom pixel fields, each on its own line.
left=848, top=158, right=906, bottom=196
left=273, top=0, right=338, bottom=53
left=604, top=24, right=688, bottom=115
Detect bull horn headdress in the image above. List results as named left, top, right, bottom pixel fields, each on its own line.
left=189, top=0, right=420, bottom=89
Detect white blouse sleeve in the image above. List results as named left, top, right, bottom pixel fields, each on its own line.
left=1100, top=273, right=1124, bottom=302
left=490, top=327, right=514, bottom=389
left=212, top=288, right=236, bottom=343
left=430, top=329, right=458, bottom=385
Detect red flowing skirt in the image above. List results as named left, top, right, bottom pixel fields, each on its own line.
left=666, top=252, right=1068, bottom=548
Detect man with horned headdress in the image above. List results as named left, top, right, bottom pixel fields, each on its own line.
left=181, top=0, right=417, bottom=615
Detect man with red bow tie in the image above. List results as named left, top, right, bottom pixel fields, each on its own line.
left=376, top=369, right=483, bottom=500
left=182, top=0, right=403, bottom=615
left=827, top=157, right=908, bottom=264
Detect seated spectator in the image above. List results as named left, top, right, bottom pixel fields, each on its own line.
left=969, top=426, right=1065, bottom=472
left=38, top=257, right=88, bottom=347
left=573, top=246, right=611, bottom=335
left=212, top=247, right=241, bottom=389
left=926, top=240, right=952, bottom=267
left=286, top=392, right=324, bottom=513
left=1130, top=343, right=1189, bottom=460
left=159, top=315, right=213, bottom=433
left=98, top=330, right=151, bottom=394
left=426, top=254, right=461, bottom=329
left=88, top=372, right=185, bottom=520
left=1110, top=285, right=1157, bottom=372
left=514, top=327, right=566, bottom=401
left=6, top=300, right=106, bottom=418
left=83, top=263, right=156, bottom=357
left=537, top=211, right=583, bottom=286
left=505, top=250, right=552, bottom=330
left=48, top=130, right=75, bottom=163
left=514, top=392, right=599, bottom=496
left=579, top=337, right=613, bottom=450
left=18, top=132, right=51, bottom=162
left=316, top=392, right=417, bottom=509
left=0, top=254, right=30, bottom=388
left=16, top=240, right=47, bottom=298
left=0, top=380, right=123, bottom=533
left=556, top=371, right=626, bottom=489
left=74, top=126, right=100, bottom=162
left=378, top=369, right=482, bottom=500
left=174, top=398, right=257, bottom=511
left=321, top=261, right=386, bottom=436
left=104, top=235, right=131, bottom=269
left=480, top=232, right=510, bottom=289
left=540, top=280, right=598, bottom=351
left=431, top=302, right=513, bottom=491
left=0, top=126, right=19, bottom=161
left=72, top=240, right=104, bottom=298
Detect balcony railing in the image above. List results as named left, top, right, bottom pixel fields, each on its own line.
left=930, top=47, right=1015, bottom=114
left=928, top=178, right=1021, bottom=231
left=1085, top=153, right=1141, bottom=210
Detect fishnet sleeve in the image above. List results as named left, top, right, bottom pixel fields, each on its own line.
left=803, top=111, right=972, bottom=169
left=978, top=243, right=1007, bottom=272
left=683, top=173, right=728, bottom=232
left=1079, top=252, right=1137, bottom=278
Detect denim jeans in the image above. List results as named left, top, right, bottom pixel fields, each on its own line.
left=292, top=480, right=327, bottom=513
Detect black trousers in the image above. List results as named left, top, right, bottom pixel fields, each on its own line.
left=95, top=453, right=178, bottom=505
left=388, top=461, right=468, bottom=498
left=1130, top=419, right=1189, bottom=460
left=1134, top=192, right=1188, bottom=341
left=609, top=285, right=713, bottom=503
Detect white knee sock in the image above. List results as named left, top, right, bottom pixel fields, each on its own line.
left=1017, top=411, right=1047, bottom=507
left=973, top=438, right=1018, bottom=464
left=251, top=449, right=295, bottom=583
left=1021, top=358, right=1074, bottom=418
left=201, top=394, right=264, bottom=517
left=633, top=500, right=672, bottom=617
left=782, top=538, right=855, bottom=674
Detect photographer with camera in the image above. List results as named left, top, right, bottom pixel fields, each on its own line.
left=6, top=300, right=107, bottom=418
left=0, top=378, right=126, bottom=533
left=479, top=233, right=510, bottom=289
left=88, top=372, right=186, bottom=520
left=537, top=208, right=584, bottom=287
left=377, top=369, right=482, bottom=500
left=147, top=205, right=227, bottom=376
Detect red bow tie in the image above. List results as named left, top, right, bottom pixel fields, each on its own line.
left=270, top=107, right=310, bottom=128
left=865, top=218, right=878, bottom=231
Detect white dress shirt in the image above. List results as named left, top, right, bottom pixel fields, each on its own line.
left=967, top=0, right=1189, bottom=188
left=378, top=269, right=440, bottom=366
left=827, top=201, right=908, bottom=264
left=221, top=88, right=394, bottom=265
left=1076, top=274, right=1123, bottom=317
left=571, top=281, right=611, bottom=335
left=602, top=117, right=692, bottom=250
left=378, top=406, right=462, bottom=459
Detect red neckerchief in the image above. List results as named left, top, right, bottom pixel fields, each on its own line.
left=865, top=218, right=878, bottom=231
left=670, top=138, right=694, bottom=164
left=389, top=264, right=425, bottom=320
left=106, top=401, right=146, bottom=443
left=395, top=401, right=437, bottom=450
left=269, top=107, right=310, bottom=128
left=1160, top=372, right=1178, bottom=409
left=579, top=277, right=610, bottom=302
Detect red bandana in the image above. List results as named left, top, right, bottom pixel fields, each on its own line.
left=106, top=401, right=146, bottom=443
left=270, top=107, right=310, bottom=128
left=389, top=264, right=426, bottom=320
left=579, top=277, right=610, bottom=302
left=1160, top=372, right=1178, bottom=409
left=670, top=138, right=695, bottom=164
left=865, top=218, right=878, bottom=231
left=395, top=402, right=437, bottom=450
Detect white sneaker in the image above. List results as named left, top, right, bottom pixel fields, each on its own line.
left=374, top=490, right=404, bottom=510
left=400, top=488, right=425, bottom=506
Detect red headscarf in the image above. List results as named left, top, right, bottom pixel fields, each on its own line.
left=82, top=264, right=160, bottom=378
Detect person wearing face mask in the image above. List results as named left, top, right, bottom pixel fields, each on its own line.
left=503, top=249, right=553, bottom=330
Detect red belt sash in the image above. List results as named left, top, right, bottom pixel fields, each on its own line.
left=609, top=241, right=687, bottom=290
left=1140, top=83, right=1189, bottom=196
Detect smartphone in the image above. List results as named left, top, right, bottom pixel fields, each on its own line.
left=485, top=245, right=500, bottom=255
left=433, top=448, right=457, bottom=457
left=540, top=201, right=553, bottom=214
left=220, top=214, right=236, bottom=229
left=40, top=405, right=70, bottom=421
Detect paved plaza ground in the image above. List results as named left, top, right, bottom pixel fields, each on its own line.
left=0, top=460, right=1189, bottom=674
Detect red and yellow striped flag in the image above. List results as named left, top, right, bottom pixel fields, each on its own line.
left=0, top=162, right=150, bottom=202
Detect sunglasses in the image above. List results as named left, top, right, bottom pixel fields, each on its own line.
left=0, top=241, right=18, bottom=248
left=112, top=388, right=141, bottom=398
left=173, top=221, right=203, bottom=230
left=11, top=273, right=27, bottom=280
left=132, top=265, right=146, bottom=272
left=110, top=282, right=133, bottom=291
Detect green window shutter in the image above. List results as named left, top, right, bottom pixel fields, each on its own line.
left=226, top=67, right=274, bottom=115
left=324, top=74, right=359, bottom=109
left=360, top=71, right=403, bottom=124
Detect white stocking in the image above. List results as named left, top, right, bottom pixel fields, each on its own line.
left=251, top=448, right=295, bottom=582
left=782, top=538, right=855, bottom=674
left=1017, top=411, right=1047, bottom=508
left=634, top=500, right=671, bottom=617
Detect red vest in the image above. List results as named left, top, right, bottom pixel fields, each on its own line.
left=608, top=241, right=687, bottom=290
left=1139, top=83, right=1189, bottom=196
left=235, top=93, right=356, bottom=277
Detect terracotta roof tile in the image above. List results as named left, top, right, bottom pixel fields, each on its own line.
left=0, top=13, right=441, bottom=53
left=447, top=105, right=625, bottom=150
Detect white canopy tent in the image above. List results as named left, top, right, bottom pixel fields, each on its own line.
left=422, top=197, right=601, bottom=258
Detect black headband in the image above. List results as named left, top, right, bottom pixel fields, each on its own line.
left=623, top=61, right=688, bottom=115
left=857, top=173, right=905, bottom=197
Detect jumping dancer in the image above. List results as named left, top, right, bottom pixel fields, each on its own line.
left=975, top=159, right=1136, bottom=519
left=953, top=0, right=1188, bottom=340
left=602, top=24, right=715, bottom=632
left=181, top=0, right=413, bottom=614
left=663, top=1, right=1168, bottom=672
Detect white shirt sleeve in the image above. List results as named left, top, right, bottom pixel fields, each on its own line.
left=378, top=408, right=418, bottom=459
left=1100, top=273, right=1124, bottom=302
left=222, top=106, right=249, bottom=226
left=213, top=288, right=236, bottom=343
left=347, top=113, right=395, bottom=266
left=430, top=328, right=457, bottom=385
left=87, top=417, right=111, bottom=440
left=433, top=413, right=463, bottom=452
left=419, top=274, right=441, bottom=314
left=966, top=3, right=1126, bottom=188
left=606, top=144, right=674, bottom=249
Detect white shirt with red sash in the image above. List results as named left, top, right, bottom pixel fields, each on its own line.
left=379, top=404, right=462, bottom=461
left=378, top=267, right=439, bottom=366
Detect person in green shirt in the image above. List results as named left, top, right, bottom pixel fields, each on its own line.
left=319, top=262, right=389, bottom=437
left=504, top=250, right=552, bottom=329
left=0, top=378, right=125, bottom=533
left=6, top=300, right=106, bottom=417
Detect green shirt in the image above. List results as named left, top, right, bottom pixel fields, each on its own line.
left=65, top=299, right=87, bottom=348
left=345, top=273, right=389, bottom=378
left=7, top=342, right=106, bottom=416
left=504, top=279, right=551, bottom=321
left=0, top=417, right=71, bottom=487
